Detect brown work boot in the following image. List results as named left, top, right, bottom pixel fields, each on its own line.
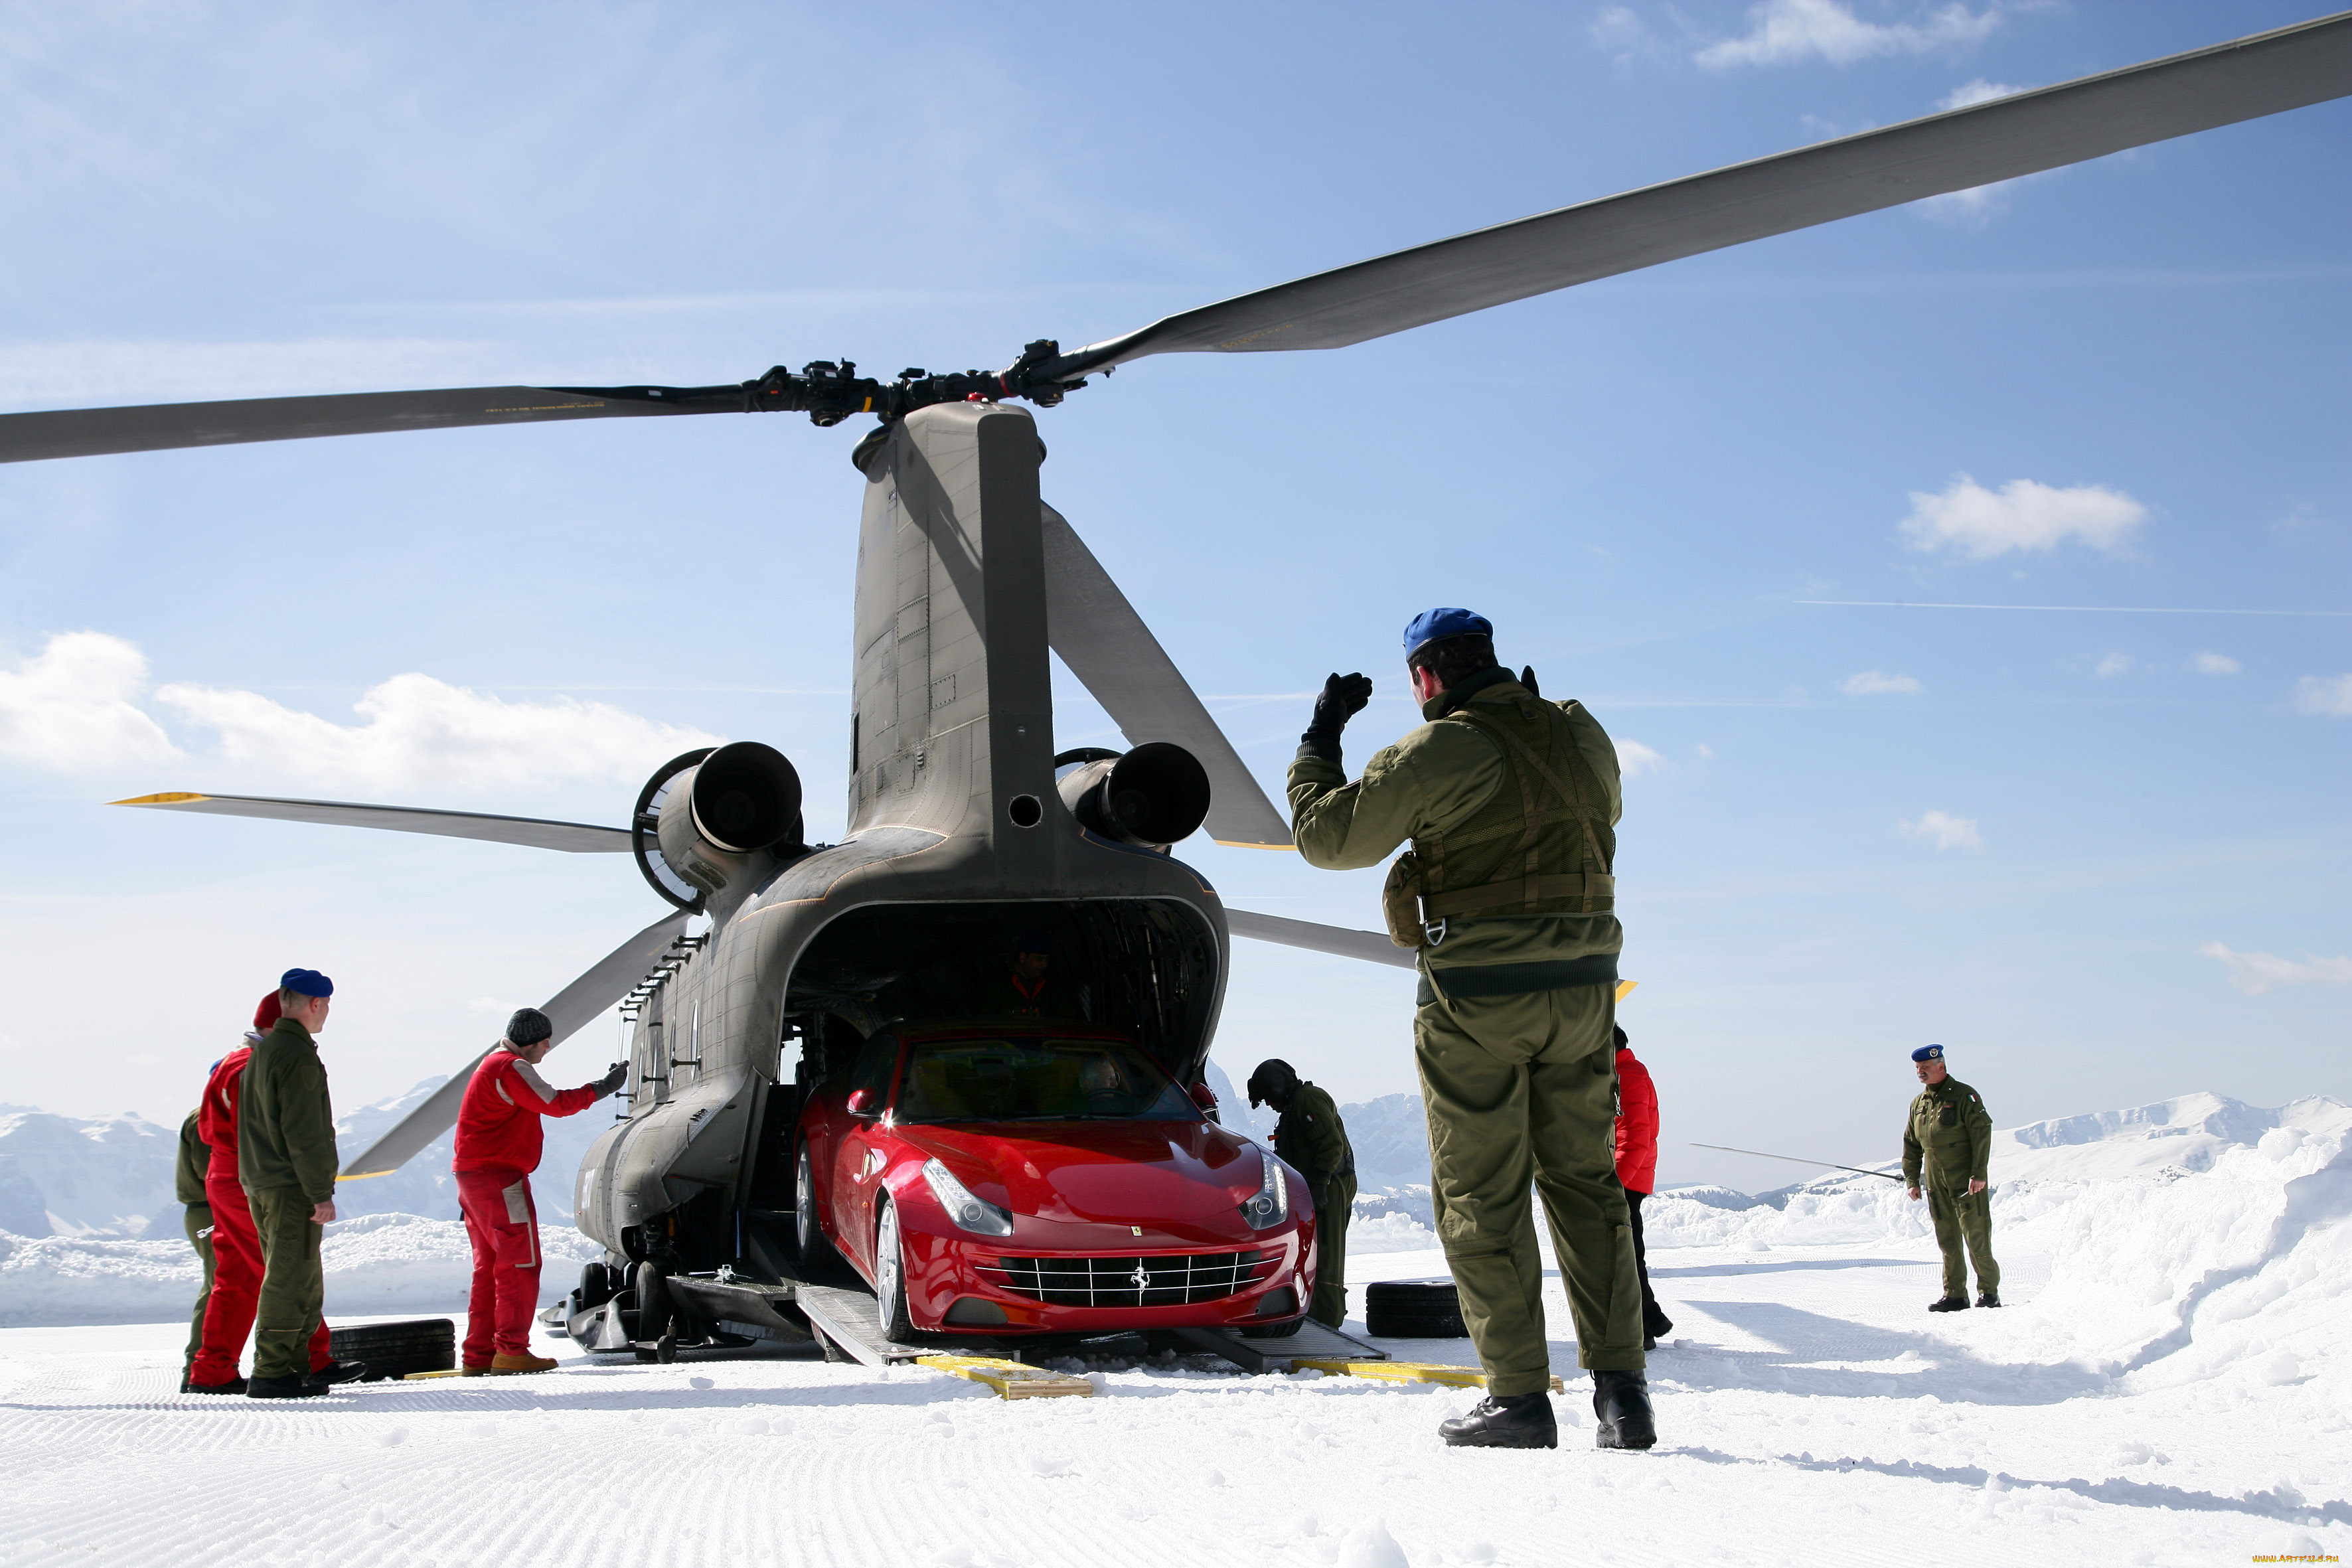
left=460, top=1364, right=493, bottom=1377
left=487, top=1352, right=559, bottom=1375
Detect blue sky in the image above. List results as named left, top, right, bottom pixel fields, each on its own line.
left=2, top=1, right=2344, bottom=1190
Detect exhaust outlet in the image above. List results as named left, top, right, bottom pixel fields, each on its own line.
left=1057, top=742, right=1211, bottom=849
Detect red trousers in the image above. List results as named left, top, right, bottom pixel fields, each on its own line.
left=190, top=1174, right=331, bottom=1384
left=458, top=1167, right=542, bottom=1364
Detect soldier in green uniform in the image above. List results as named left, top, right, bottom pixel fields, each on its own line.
left=1901, top=1044, right=2000, bottom=1312
left=1247, top=1059, right=1356, bottom=1329
left=1288, top=608, right=1654, bottom=1452
left=241, top=968, right=357, bottom=1399
left=176, top=1108, right=214, bottom=1391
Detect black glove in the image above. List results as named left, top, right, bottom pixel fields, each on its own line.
left=1300, top=672, right=1373, bottom=760
left=593, top=1061, right=629, bottom=1099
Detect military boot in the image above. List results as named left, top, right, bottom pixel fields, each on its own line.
left=187, top=1375, right=247, bottom=1395
left=305, top=1360, right=368, bottom=1391
left=245, top=1375, right=325, bottom=1399
left=1927, top=1295, right=1970, bottom=1313
left=1437, top=1391, right=1557, bottom=1449
left=1976, top=1290, right=2001, bottom=1308
left=1591, top=1370, right=1657, bottom=1450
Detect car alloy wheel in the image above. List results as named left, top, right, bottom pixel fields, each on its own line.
left=876, top=1197, right=917, bottom=1342
left=795, top=1143, right=835, bottom=1265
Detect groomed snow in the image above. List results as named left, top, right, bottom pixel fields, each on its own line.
left=1, top=1094, right=2345, bottom=1564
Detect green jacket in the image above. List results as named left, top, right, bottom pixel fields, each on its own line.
left=175, top=1110, right=210, bottom=1206
left=1288, top=670, right=1624, bottom=982
left=1902, top=1075, right=1993, bottom=1187
left=238, top=1018, right=339, bottom=1204
left=1272, top=1082, right=1353, bottom=1201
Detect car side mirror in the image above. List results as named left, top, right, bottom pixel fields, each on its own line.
left=846, top=1087, right=878, bottom=1117
left=1188, top=1083, right=1217, bottom=1111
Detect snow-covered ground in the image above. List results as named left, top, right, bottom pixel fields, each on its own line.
left=1, top=1091, right=2346, bottom=1565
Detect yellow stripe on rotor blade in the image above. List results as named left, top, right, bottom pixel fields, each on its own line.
left=112, top=792, right=209, bottom=806
left=1615, top=980, right=1638, bottom=1003
left=334, top=1170, right=395, bottom=1183
left=1212, top=840, right=1298, bottom=850
left=1294, top=1359, right=1564, bottom=1394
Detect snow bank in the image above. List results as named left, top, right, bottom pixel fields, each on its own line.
left=0, top=1213, right=598, bottom=1326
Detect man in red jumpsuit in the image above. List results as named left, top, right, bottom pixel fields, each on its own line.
left=454, top=1006, right=626, bottom=1375
left=1612, top=1026, right=1674, bottom=1352
left=186, top=990, right=345, bottom=1393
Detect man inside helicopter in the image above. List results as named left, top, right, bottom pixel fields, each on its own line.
left=977, top=929, right=1085, bottom=1021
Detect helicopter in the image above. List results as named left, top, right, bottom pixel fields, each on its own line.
left=3, top=13, right=2345, bottom=1358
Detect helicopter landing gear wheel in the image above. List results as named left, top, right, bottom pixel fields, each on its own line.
left=876, top=1198, right=916, bottom=1342
left=635, top=1261, right=672, bottom=1345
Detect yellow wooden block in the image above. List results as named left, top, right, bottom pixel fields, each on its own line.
left=1294, top=1359, right=1564, bottom=1395
left=402, top=1368, right=465, bottom=1380
left=915, top=1354, right=1094, bottom=1400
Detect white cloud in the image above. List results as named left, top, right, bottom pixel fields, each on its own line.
left=2293, top=674, right=2352, bottom=717
left=1616, top=739, right=1666, bottom=777
left=0, top=633, right=182, bottom=771
left=1900, top=475, right=2148, bottom=558
left=155, top=673, right=721, bottom=793
left=1697, top=0, right=1999, bottom=69
left=1937, top=78, right=2023, bottom=111
left=2199, top=942, right=2352, bottom=997
left=1899, top=809, right=1982, bottom=852
left=1695, top=742, right=1715, bottom=760
left=2096, top=654, right=2132, bottom=678
left=2191, top=652, right=2241, bottom=676
left=1840, top=670, right=1923, bottom=696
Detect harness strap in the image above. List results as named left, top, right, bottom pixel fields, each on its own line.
left=1422, top=872, right=1618, bottom=918
left=1442, top=702, right=1613, bottom=913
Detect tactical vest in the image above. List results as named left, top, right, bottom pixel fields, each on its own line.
left=1381, top=691, right=1615, bottom=949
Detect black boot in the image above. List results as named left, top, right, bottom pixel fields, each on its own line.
left=1592, top=1370, right=1657, bottom=1450
left=1976, top=1289, right=2001, bottom=1308
left=1437, top=1391, right=1558, bottom=1449
left=1927, top=1295, right=1970, bottom=1313
left=187, top=1375, right=247, bottom=1395
left=245, top=1375, right=325, bottom=1399
left=305, top=1360, right=368, bottom=1391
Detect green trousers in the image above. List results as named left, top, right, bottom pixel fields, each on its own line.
left=1415, top=980, right=1642, bottom=1393
left=249, top=1187, right=325, bottom=1381
left=1925, top=1180, right=1999, bottom=1298
left=1311, top=1172, right=1356, bottom=1329
left=181, top=1202, right=216, bottom=1377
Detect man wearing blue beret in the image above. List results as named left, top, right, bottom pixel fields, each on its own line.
left=1287, top=609, right=1652, bottom=1452
left=1902, top=1044, right=1999, bottom=1312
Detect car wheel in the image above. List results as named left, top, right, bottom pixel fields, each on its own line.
left=875, top=1196, right=917, bottom=1342
left=796, top=1143, right=838, bottom=1267
left=635, top=1261, right=672, bottom=1344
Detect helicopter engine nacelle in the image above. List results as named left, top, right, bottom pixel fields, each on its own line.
left=1056, top=742, right=1212, bottom=850
left=655, top=740, right=804, bottom=898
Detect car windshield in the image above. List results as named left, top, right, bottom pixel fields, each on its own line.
left=894, top=1035, right=1198, bottom=1124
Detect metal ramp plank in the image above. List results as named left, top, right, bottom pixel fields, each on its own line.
left=1172, top=1321, right=1392, bottom=1374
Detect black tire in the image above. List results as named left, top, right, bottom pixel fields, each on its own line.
left=875, top=1197, right=916, bottom=1342
left=635, top=1261, right=672, bottom=1343
left=328, top=1318, right=455, bottom=1380
left=1365, top=1277, right=1467, bottom=1339
left=795, top=1142, right=837, bottom=1268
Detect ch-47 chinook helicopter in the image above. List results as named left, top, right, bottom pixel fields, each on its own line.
left=4, top=15, right=2346, bottom=1360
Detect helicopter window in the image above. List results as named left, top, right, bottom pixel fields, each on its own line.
left=894, top=1036, right=1198, bottom=1125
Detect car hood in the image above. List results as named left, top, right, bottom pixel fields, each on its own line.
left=892, top=1120, right=1263, bottom=1223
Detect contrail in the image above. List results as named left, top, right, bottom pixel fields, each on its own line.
left=1794, top=599, right=2352, bottom=618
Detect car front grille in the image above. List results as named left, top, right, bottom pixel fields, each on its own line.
left=977, top=1250, right=1277, bottom=1308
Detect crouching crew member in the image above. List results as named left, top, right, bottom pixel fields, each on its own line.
left=177, top=1105, right=214, bottom=1391
left=243, top=969, right=364, bottom=1399
left=1612, top=1027, right=1673, bottom=1351
left=453, top=1007, right=627, bottom=1375
left=187, top=990, right=339, bottom=1395
left=1287, top=608, right=1654, bottom=1452
left=1903, top=1044, right=1999, bottom=1312
left=1249, top=1059, right=1356, bottom=1329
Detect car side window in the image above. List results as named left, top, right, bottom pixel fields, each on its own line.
left=849, top=1033, right=899, bottom=1109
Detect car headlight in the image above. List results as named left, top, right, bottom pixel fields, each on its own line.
left=923, top=1158, right=1014, bottom=1237
left=1240, top=1149, right=1289, bottom=1231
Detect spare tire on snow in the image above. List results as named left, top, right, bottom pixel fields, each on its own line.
left=329, top=1318, right=457, bottom=1381
left=1365, top=1278, right=1467, bottom=1339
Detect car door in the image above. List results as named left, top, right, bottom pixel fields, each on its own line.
left=832, top=1032, right=901, bottom=1281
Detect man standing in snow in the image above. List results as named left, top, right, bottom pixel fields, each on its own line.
left=453, top=1006, right=627, bottom=1375
left=175, top=1105, right=214, bottom=1391
left=1248, top=1059, right=1356, bottom=1329
left=1288, top=609, right=1653, bottom=1452
left=1902, top=1044, right=2000, bottom=1312
left=242, top=969, right=364, bottom=1399
left=1612, top=1027, right=1672, bottom=1351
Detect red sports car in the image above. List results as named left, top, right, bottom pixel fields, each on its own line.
left=795, top=1022, right=1317, bottom=1339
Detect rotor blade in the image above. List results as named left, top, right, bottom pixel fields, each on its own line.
left=0, top=383, right=739, bottom=465
left=339, top=911, right=689, bottom=1180
left=1689, top=1142, right=1905, bottom=1184
left=112, top=792, right=629, bottom=853
left=1227, top=907, right=1413, bottom=970
left=1071, top=12, right=2352, bottom=369
left=1040, top=503, right=1294, bottom=850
